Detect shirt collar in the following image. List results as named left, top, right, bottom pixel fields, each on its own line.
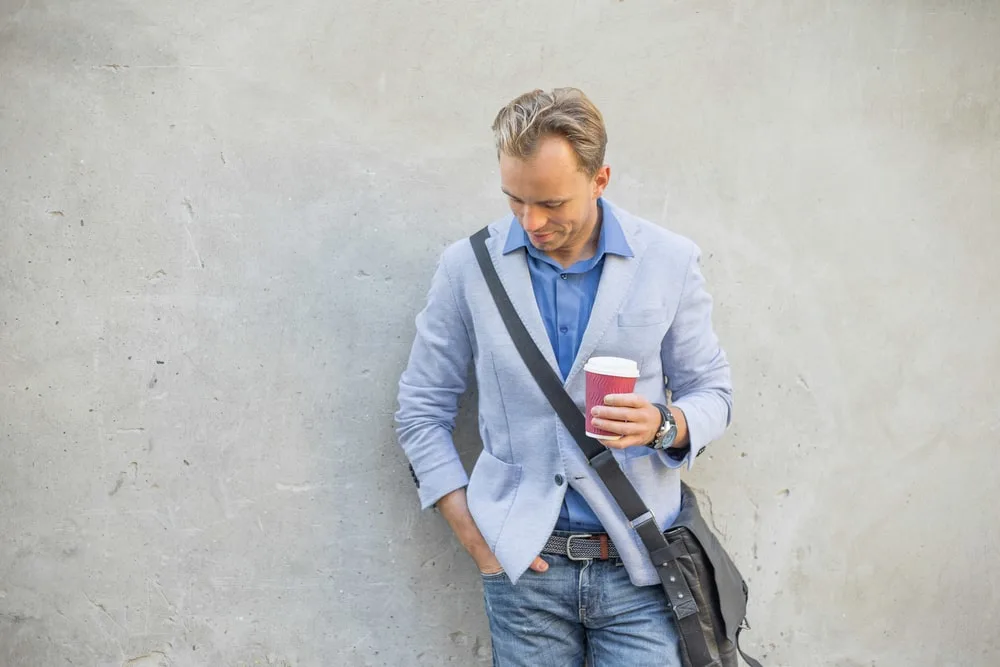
left=502, top=199, right=634, bottom=259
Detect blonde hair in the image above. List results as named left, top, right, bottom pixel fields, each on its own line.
left=491, top=87, right=607, bottom=177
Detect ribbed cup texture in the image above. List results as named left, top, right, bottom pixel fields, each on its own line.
left=585, top=371, right=638, bottom=439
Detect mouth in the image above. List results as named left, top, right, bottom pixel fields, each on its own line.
left=529, top=232, right=554, bottom=244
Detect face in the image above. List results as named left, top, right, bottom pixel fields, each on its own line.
left=499, top=135, right=610, bottom=260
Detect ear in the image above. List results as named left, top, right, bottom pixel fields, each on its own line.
left=592, top=164, right=611, bottom=199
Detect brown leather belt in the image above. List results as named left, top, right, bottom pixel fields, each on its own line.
left=542, top=533, right=619, bottom=561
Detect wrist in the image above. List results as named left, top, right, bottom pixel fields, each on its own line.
left=436, top=487, right=495, bottom=563
left=647, top=404, right=676, bottom=450
left=668, top=406, right=690, bottom=448
left=466, top=540, right=492, bottom=559
left=468, top=544, right=500, bottom=571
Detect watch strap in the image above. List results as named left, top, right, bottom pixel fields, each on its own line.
left=650, top=403, right=677, bottom=450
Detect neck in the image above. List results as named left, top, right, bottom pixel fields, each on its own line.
left=547, top=201, right=602, bottom=269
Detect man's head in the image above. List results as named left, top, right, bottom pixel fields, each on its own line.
left=492, top=88, right=611, bottom=263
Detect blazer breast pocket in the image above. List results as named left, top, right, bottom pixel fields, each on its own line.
left=617, top=308, right=668, bottom=327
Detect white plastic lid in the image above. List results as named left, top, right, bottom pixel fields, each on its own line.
left=584, top=356, right=640, bottom=378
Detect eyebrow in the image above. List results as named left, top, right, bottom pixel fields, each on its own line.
left=501, top=189, right=567, bottom=206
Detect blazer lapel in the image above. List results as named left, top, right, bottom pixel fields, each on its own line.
left=485, top=223, right=561, bottom=375
left=564, top=211, right=649, bottom=387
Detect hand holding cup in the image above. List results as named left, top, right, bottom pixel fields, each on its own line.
left=584, top=357, right=659, bottom=449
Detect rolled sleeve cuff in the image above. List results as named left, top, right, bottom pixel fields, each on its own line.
left=415, top=458, right=470, bottom=510
left=669, top=399, right=713, bottom=471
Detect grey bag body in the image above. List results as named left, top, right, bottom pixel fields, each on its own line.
left=668, top=483, right=751, bottom=666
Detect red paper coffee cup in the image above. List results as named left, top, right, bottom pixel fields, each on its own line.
left=584, top=356, right=640, bottom=440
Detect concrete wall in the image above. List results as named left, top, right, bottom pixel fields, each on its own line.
left=2, top=1, right=998, bottom=665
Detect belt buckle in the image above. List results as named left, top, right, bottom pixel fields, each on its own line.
left=565, top=533, right=593, bottom=561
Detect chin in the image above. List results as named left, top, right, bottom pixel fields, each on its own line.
left=530, top=233, right=562, bottom=250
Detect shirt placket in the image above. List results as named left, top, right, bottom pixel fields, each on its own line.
left=557, top=270, right=582, bottom=380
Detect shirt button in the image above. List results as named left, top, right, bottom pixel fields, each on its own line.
left=554, top=474, right=565, bottom=486
left=559, top=326, right=569, bottom=334
left=560, top=273, right=568, bottom=280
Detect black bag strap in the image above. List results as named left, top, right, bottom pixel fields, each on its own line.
left=738, top=626, right=762, bottom=667
left=470, top=226, right=762, bottom=667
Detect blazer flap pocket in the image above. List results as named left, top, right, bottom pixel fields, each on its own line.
left=467, top=450, right=523, bottom=549
left=618, top=308, right=668, bottom=327
left=468, top=450, right=522, bottom=500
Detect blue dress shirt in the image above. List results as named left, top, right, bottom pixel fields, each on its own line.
left=502, top=200, right=634, bottom=532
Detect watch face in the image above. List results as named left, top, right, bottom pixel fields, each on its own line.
left=653, top=422, right=674, bottom=449
left=660, top=423, right=677, bottom=449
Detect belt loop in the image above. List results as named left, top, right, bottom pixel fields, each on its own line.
left=599, top=534, right=609, bottom=560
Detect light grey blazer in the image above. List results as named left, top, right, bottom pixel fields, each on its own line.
left=395, top=200, right=733, bottom=586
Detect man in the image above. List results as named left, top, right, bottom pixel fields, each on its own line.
left=395, top=88, right=733, bottom=666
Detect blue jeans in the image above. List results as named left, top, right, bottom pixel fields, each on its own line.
left=481, top=547, right=682, bottom=666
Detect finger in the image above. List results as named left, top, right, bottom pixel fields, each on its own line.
left=590, top=418, right=626, bottom=436
left=603, top=393, right=646, bottom=408
left=591, top=417, right=645, bottom=437
left=529, top=556, right=549, bottom=573
left=591, top=405, right=644, bottom=422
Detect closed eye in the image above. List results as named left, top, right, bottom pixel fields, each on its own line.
left=501, top=188, right=564, bottom=209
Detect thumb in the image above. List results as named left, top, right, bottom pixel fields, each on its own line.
left=529, top=556, right=549, bottom=573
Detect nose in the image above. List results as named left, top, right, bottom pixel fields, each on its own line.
left=521, top=205, right=546, bottom=233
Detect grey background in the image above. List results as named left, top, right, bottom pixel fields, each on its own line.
left=2, top=1, right=999, bottom=665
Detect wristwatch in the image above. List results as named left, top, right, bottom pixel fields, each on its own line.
left=648, top=404, right=677, bottom=451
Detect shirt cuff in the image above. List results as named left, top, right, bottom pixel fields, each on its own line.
left=656, top=446, right=688, bottom=470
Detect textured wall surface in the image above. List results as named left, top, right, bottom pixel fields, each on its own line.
left=2, top=1, right=998, bottom=665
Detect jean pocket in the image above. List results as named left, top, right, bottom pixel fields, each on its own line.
left=480, top=569, right=507, bottom=580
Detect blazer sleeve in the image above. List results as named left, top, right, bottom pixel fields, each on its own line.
left=660, top=243, right=734, bottom=469
left=395, top=252, right=474, bottom=509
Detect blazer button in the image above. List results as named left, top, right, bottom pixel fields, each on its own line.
left=554, top=474, right=565, bottom=486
